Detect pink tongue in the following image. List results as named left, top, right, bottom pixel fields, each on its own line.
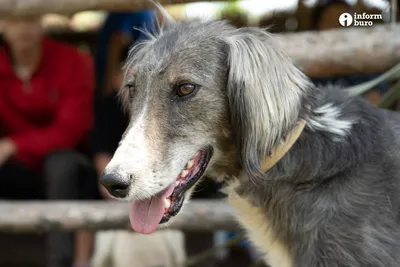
left=129, top=184, right=175, bottom=234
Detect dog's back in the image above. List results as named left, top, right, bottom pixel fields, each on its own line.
left=386, top=108, right=400, bottom=148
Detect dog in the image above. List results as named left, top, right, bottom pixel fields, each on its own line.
left=91, top=229, right=186, bottom=267
left=100, top=8, right=400, bottom=267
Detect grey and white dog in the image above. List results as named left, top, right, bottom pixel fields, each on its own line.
left=101, top=10, right=400, bottom=267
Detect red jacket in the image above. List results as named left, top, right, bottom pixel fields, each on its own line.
left=0, top=38, right=94, bottom=171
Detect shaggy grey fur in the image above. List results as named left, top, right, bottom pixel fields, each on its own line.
left=109, top=17, right=400, bottom=267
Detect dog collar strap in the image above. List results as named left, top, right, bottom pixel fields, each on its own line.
left=261, top=120, right=306, bottom=172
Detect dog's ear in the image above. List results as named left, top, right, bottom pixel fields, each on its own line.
left=224, top=27, right=312, bottom=178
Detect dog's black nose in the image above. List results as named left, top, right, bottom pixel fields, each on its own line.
left=100, top=172, right=131, bottom=198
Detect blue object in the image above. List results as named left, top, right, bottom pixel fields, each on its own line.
left=225, top=231, right=251, bottom=248
left=216, top=181, right=251, bottom=247
left=94, top=10, right=157, bottom=93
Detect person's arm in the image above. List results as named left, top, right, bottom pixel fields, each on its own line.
left=103, top=31, right=130, bottom=95
left=9, top=52, right=94, bottom=163
left=0, top=138, right=16, bottom=166
left=103, top=11, right=156, bottom=95
left=92, top=91, right=128, bottom=155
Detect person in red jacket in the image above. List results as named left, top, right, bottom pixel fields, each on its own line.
left=0, top=16, right=97, bottom=267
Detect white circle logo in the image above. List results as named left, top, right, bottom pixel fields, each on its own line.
left=339, top=13, right=353, bottom=27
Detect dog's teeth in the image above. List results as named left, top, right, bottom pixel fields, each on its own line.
left=175, top=181, right=180, bottom=186
left=187, top=160, right=194, bottom=169
left=164, top=198, right=171, bottom=209
left=180, top=170, right=189, bottom=178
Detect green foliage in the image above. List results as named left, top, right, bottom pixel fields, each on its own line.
left=345, top=62, right=400, bottom=97
left=218, top=1, right=248, bottom=20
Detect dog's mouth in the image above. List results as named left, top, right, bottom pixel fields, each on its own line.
left=161, top=146, right=214, bottom=224
left=128, top=147, right=213, bottom=234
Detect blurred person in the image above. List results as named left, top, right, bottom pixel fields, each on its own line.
left=0, top=16, right=98, bottom=267
left=92, top=45, right=130, bottom=195
left=94, top=10, right=156, bottom=99
left=92, top=10, right=157, bottom=182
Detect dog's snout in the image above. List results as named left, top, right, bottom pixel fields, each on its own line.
left=100, top=172, right=132, bottom=198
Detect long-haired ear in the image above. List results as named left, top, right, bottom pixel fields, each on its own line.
left=224, top=27, right=312, bottom=178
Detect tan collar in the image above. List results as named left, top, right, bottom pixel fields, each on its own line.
left=260, top=120, right=306, bottom=172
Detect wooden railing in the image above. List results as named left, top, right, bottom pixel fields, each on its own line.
left=0, top=200, right=240, bottom=232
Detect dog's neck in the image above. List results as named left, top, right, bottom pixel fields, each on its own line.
left=260, top=120, right=306, bottom=173
left=233, top=120, right=307, bottom=184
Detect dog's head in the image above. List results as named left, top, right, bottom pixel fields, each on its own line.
left=101, top=13, right=312, bottom=234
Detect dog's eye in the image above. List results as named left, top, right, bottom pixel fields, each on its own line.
left=177, top=84, right=196, bottom=97
left=125, top=84, right=135, bottom=98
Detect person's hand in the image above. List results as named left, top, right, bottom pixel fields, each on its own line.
left=94, top=153, right=113, bottom=199
left=0, top=138, right=16, bottom=166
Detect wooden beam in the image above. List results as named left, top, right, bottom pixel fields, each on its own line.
left=275, top=24, right=400, bottom=77
left=0, top=0, right=231, bottom=18
left=0, top=200, right=241, bottom=233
